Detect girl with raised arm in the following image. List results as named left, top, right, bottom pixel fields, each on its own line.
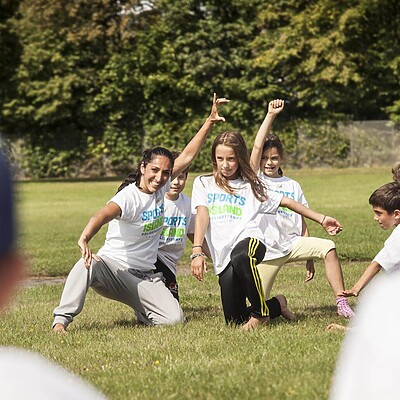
left=191, top=126, right=341, bottom=330
left=250, top=99, right=354, bottom=318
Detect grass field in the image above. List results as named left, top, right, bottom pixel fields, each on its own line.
left=2, top=167, right=393, bottom=399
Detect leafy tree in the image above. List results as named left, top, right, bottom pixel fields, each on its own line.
left=3, top=0, right=136, bottom=148
left=0, top=0, right=21, bottom=136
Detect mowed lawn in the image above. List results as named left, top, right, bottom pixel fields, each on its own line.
left=2, top=167, right=393, bottom=399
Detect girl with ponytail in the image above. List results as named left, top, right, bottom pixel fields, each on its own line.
left=250, top=99, right=354, bottom=319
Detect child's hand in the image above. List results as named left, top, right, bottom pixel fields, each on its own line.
left=191, top=255, right=208, bottom=282
left=209, top=93, right=230, bottom=123
left=305, top=259, right=315, bottom=282
left=267, top=99, right=285, bottom=115
left=322, top=216, right=343, bottom=235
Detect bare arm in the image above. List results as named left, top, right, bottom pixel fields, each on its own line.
left=172, top=93, right=229, bottom=180
left=190, top=206, right=210, bottom=282
left=302, top=218, right=316, bottom=282
left=78, top=201, right=121, bottom=269
left=187, top=233, right=211, bottom=258
left=250, top=99, right=285, bottom=173
left=340, top=261, right=383, bottom=297
left=280, top=197, right=342, bottom=236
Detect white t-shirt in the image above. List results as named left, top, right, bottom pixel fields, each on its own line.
left=373, top=224, right=400, bottom=273
left=330, top=271, right=400, bottom=400
left=157, top=193, right=194, bottom=275
left=0, top=347, right=106, bottom=399
left=98, top=182, right=169, bottom=271
left=191, top=175, right=282, bottom=275
left=257, top=175, right=308, bottom=260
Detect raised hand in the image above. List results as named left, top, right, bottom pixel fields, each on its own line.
left=209, top=92, right=230, bottom=122
left=267, top=99, right=285, bottom=116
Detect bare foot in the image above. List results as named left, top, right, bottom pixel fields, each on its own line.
left=240, top=316, right=270, bottom=331
left=326, top=323, right=348, bottom=332
left=275, top=294, right=296, bottom=321
left=52, top=323, right=67, bottom=334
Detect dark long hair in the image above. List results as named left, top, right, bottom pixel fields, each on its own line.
left=117, top=147, right=174, bottom=193
left=211, top=131, right=267, bottom=202
left=263, top=134, right=285, bottom=177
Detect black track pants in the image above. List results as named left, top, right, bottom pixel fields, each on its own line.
left=218, top=237, right=278, bottom=325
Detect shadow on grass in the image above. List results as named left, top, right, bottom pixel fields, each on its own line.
left=182, top=305, right=223, bottom=321
left=305, top=304, right=339, bottom=317
left=74, top=319, right=144, bottom=331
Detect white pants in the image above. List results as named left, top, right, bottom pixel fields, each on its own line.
left=53, top=255, right=184, bottom=328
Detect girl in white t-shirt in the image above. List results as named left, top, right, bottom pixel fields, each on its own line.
left=52, top=94, right=229, bottom=333
left=191, top=130, right=343, bottom=331
left=250, top=99, right=354, bottom=318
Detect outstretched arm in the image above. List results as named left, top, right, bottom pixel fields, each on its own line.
left=280, top=197, right=343, bottom=236
left=191, top=206, right=210, bottom=282
left=78, top=202, right=121, bottom=269
left=172, top=93, right=229, bottom=180
left=250, top=99, right=285, bottom=173
left=340, top=261, right=382, bottom=297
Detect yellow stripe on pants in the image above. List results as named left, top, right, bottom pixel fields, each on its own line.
left=248, top=238, right=269, bottom=317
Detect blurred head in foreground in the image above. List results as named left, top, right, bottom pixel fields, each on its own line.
left=0, top=151, right=25, bottom=309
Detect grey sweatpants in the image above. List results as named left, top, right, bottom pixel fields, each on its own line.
left=53, top=255, right=184, bottom=328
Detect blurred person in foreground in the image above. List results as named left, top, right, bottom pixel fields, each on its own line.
left=0, top=150, right=106, bottom=399
left=330, top=271, right=400, bottom=399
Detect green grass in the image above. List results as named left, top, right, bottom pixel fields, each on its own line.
left=2, top=167, right=394, bottom=399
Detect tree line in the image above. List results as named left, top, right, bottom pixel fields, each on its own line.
left=0, top=0, right=399, bottom=177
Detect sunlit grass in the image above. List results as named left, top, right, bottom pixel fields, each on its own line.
left=6, top=167, right=393, bottom=399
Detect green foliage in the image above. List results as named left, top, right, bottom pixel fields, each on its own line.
left=19, top=145, right=77, bottom=178
left=295, top=119, right=351, bottom=168
left=1, top=0, right=400, bottom=175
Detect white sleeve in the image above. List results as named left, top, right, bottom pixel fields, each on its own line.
left=108, top=188, right=136, bottom=221
left=295, top=181, right=308, bottom=207
left=373, top=242, right=400, bottom=273
left=191, top=176, right=208, bottom=211
left=261, top=191, right=283, bottom=214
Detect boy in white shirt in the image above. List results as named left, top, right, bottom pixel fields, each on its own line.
left=340, top=181, right=400, bottom=297
left=155, top=153, right=194, bottom=301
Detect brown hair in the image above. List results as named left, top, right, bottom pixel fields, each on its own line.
left=369, top=182, right=400, bottom=214
left=263, top=134, right=286, bottom=177
left=211, top=131, right=267, bottom=201
left=392, top=162, right=400, bottom=184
